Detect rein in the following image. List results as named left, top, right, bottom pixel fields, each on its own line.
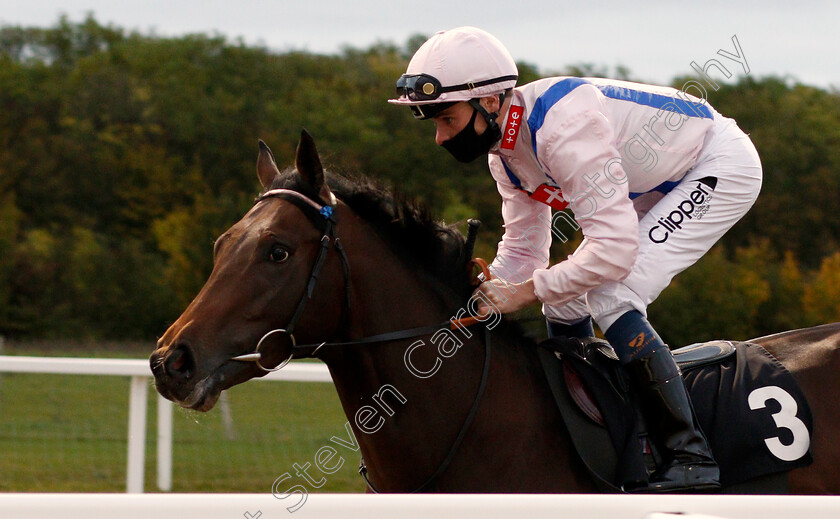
left=360, top=324, right=491, bottom=494
left=230, top=188, right=492, bottom=493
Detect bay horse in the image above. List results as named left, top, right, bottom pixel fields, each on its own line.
left=150, top=131, right=840, bottom=494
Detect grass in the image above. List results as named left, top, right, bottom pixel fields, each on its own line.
left=0, top=340, right=365, bottom=493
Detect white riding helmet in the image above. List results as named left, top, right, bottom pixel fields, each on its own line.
left=388, top=26, right=518, bottom=119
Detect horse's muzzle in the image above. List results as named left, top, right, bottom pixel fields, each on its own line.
left=149, top=341, right=197, bottom=401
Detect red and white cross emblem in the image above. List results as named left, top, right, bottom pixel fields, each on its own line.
left=530, top=184, right=569, bottom=211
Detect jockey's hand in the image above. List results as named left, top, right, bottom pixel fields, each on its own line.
left=475, top=278, right=538, bottom=315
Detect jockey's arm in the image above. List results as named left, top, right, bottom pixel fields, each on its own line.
left=480, top=84, right=639, bottom=314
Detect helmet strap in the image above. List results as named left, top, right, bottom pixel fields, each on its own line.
left=468, top=92, right=505, bottom=142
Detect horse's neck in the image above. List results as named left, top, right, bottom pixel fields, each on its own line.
left=321, top=226, right=588, bottom=491
left=316, top=215, right=593, bottom=492
left=325, top=322, right=590, bottom=492
left=321, top=235, right=465, bottom=488
left=339, top=214, right=457, bottom=339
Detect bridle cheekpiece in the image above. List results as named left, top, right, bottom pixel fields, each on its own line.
left=231, top=188, right=350, bottom=372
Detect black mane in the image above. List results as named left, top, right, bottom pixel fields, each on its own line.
left=267, top=169, right=474, bottom=301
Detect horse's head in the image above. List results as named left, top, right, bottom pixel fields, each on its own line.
left=150, top=131, right=348, bottom=411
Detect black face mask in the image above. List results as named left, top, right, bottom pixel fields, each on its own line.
left=441, top=104, right=502, bottom=163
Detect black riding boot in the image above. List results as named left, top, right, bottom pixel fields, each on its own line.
left=626, top=347, right=721, bottom=492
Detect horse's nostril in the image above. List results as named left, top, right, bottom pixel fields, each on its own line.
left=165, top=343, right=195, bottom=379
left=170, top=350, right=186, bottom=371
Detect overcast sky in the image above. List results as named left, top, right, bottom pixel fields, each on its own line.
left=1, top=1, right=838, bottom=90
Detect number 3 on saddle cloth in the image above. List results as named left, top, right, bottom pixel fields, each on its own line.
left=537, top=337, right=814, bottom=492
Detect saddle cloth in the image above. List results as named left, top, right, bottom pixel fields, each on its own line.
left=538, top=338, right=814, bottom=490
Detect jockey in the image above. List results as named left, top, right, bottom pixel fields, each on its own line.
left=389, top=26, right=762, bottom=492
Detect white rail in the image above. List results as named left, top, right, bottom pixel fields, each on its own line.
left=0, top=493, right=838, bottom=519
left=0, top=355, right=332, bottom=493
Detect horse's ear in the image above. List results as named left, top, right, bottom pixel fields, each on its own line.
left=296, top=129, right=326, bottom=189
left=257, top=140, right=280, bottom=189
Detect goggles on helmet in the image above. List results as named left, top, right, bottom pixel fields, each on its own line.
left=396, top=74, right=448, bottom=101
left=396, top=73, right=518, bottom=102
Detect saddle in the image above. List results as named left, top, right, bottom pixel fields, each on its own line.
left=537, top=336, right=814, bottom=492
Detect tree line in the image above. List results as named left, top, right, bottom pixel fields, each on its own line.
left=0, top=16, right=838, bottom=345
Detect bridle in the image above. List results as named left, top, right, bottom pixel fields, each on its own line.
left=231, top=188, right=485, bottom=369
left=230, top=187, right=351, bottom=372
left=230, top=187, right=492, bottom=493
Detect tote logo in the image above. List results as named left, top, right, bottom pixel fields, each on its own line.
left=501, top=105, right=524, bottom=150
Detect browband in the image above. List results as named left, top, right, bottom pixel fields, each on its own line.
left=258, top=188, right=337, bottom=210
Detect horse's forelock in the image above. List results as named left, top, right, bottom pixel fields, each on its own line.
left=264, top=167, right=321, bottom=199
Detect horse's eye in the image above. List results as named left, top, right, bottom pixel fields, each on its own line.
left=268, top=244, right=290, bottom=263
